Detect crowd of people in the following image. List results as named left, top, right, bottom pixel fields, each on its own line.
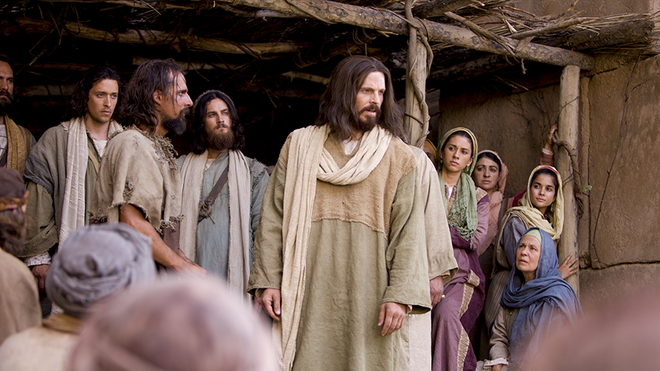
left=0, top=52, right=583, bottom=371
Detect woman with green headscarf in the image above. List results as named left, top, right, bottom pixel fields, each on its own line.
left=431, top=127, right=489, bottom=371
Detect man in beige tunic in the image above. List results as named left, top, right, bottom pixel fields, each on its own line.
left=91, top=59, right=205, bottom=276
left=400, top=145, right=458, bottom=371
left=249, top=55, right=431, bottom=371
left=23, top=66, right=123, bottom=301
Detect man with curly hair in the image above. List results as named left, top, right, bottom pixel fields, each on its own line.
left=91, top=59, right=205, bottom=277
left=23, top=66, right=122, bottom=302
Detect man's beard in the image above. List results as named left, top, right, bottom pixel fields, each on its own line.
left=354, top=105, right=381, bottom=132
left=162, top=111, right=187, bottom=136
left=206, top=127, right=235, bottom=151
left=0, top=90, right=15, bottom=117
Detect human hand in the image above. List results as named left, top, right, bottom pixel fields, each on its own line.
left=545, top=125, right=557, bottom=150
left=378, top=302, right=407, bottom=336
left=492, top=364, right=503, bottom=371
left=31, top=264, right=50, bottom=292
left=261, top=288, right=281, bottom=321
left=175, top=261, right=208, bottom=278
left=558, top=253, right=578, bottom=279
left=430, top=276, right=445, bottom=307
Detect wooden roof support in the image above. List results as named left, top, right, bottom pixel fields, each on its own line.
left=1, top=18, right=305, bottom=56
left=557, top=65, right=581, bottom=296
left=217, top=0, right=594, bottom=70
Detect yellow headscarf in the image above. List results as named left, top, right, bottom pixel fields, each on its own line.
left=499, top=165, right=564, bottom=241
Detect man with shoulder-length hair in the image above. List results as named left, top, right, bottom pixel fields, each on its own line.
left=23, top=66, right=123, bottom=298
left=91, top=59, right=205, bottom=276
left=178, top=90, right=268, bottom=293
left=249, top=55, right=431, bottom=371
left=0, top=54, right=35, bottom=176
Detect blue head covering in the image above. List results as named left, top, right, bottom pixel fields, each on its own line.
left=500, top=227, right=581, bottom=369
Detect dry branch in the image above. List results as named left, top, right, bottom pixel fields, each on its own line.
left=1, top=18, right=306, bottom=56
left=282, top=71, right=329, bottom=85
left=215, top=0, right=594, bottom=70
left=413, top=0, right=475, bottom=18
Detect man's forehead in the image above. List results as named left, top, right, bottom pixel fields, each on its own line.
left=207, top=98, right=228, bottom=110
left=0, top=61, right=13, bottom=76
left=90, top=79, right=119, bottom=93
left=172, top=72, right=187, bottom=90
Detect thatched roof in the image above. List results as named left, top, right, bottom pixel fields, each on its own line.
left=1, top=0, right=657, bottom=161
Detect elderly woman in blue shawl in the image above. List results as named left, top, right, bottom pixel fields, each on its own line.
left=484, top=227, right=581, bottom=371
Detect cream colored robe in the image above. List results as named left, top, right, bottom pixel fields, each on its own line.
left=249, top=130, right=431, bottom=371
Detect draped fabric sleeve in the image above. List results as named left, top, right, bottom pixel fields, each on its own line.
left=486, top=306, right=511, bottom=367
left=499, top=217, right=527, bottom=270
left=22, top=182, right=59, bottom=258
left=472, top=191, right=490, bottom=253
left=412, top=147, right=457, bottom=281
left=247, top=140, right=289, bottom=296
left=249, top=159, right=270, bottom=247
left=382, top=168, right=432, bottom=314
left=449, top=192, right=489, bottom=251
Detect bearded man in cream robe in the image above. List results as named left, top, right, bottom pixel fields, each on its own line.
left=178, top=90, right=269, bottom=295
left=23, top=66, right=122, bottom=303
left=249, top=55, right=431, bottom=371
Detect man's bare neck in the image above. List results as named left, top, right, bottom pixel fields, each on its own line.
left=207, top=147, right=229, bottom=160
left=84, top=115, right=111, bottom=141
left=0, top=115, right=5, bottom=126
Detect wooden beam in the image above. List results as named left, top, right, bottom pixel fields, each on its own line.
left=132, top=57, right=235, bottom=70
left=38, top=0, right=193, bottom=10
left=216, top=0, right=594, bottom=70
left=544, top=19, right=655, bottom=50
left=15, top=84, right=75, bottom=96
left=1, top=18, right=305, bottom=56
left=413, top=0, right=474, bottom=19
left=557, top=65, right=580, bottom=295
left=281, top=71, right=329, bottom=85
left=429, top=54, right=511, bottom=82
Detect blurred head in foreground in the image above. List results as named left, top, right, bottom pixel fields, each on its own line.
left=46, top=223, right=156, bottom=318
left=69, top=277, right=279, bottom=371
left=534, top=289, right=660, bottom=371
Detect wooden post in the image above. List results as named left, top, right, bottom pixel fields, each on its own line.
left=557, top=65, right=580, bottom=295
left=404, top=25, right=429, bottom=147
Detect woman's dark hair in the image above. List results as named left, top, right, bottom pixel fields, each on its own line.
left=441, top=130, right=473, bottom=157
left=0, top=208, right=27, bottom=257
left=476, top=151, right=501, bottom=172
left=190, top=91, right=245, bottom=154
left=119, top=59, right=184, bottom=131
left=71, top=66, right=122, bottom=118
left=531, top=168, right=559, bottom=189
left=315, top=55, right=407, bottom=142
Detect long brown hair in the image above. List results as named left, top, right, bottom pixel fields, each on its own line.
left=315, top=56, right=406, bottom=142
left=119, top=59, right=183, bottom=132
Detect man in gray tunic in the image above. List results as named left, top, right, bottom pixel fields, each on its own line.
left=23, top=66, right=122, bottom=297
left=179, top=90, right=269, bottom=295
